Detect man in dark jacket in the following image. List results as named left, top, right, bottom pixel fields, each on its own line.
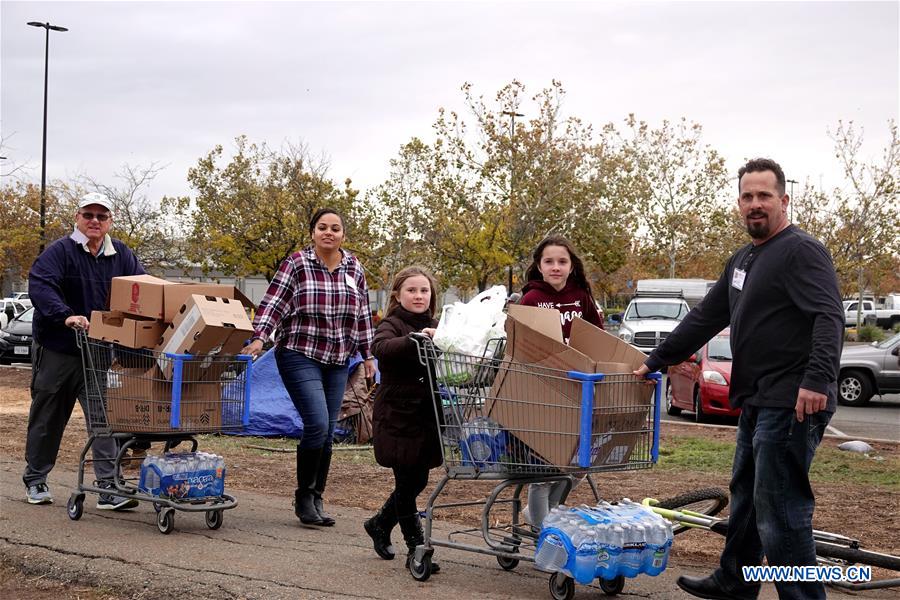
left=634, top=159, right=844, bottom=600
left=24, top=193, right=145, bottom=510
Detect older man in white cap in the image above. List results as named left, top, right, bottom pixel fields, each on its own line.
left=24, top=192, right=145, bottom=509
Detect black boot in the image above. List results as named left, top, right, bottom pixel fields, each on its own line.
left=398, top=513, right=440, bottom=574
left=294, top=447, right=323, bottom=525
left=364, top=495, right=398, bottom=560
left=313, top=447, right=335, bottom=526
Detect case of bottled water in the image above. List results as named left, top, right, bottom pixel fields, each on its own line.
left=139, top=452, right=226, bottom=499
left=533, top=498, right=673, bottom=582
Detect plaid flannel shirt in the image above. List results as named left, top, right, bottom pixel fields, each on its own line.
left=252, top=247, right=374, bottom=365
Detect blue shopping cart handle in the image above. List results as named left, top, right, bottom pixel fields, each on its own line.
left=565, top=371, right=606, bottom=382
left=567, top=371, right=606, bottom=468
left=646, top=371, right=662, bottom=463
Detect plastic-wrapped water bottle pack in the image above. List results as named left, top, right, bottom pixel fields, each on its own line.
left=534, top=498, right=673, bottom=584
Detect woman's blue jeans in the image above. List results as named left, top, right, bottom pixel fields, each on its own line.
left=275, top=348, right=349, bottom=450
left=713, top=404, right=831, bottom=600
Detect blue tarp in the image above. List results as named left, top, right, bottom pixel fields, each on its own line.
left=227, top=348, right=302, bottom=437
left=226, top=349, right=368, bottom=438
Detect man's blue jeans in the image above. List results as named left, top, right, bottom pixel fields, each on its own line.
left=275, top=348, right=349, bottom=450
left=713, top=404, right=831, bottom=599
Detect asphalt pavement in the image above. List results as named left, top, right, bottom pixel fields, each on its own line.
left=1, top=460, right=895, bottom=600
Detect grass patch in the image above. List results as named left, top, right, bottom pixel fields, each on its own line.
left=657, top=436, right=735, bottom=473
left=657, top=436, right=900, bottom=490
left=809, top=446, right=900, bottom=488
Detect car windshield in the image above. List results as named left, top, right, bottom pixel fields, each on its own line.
left=876, top=332, right=900, bottom=349
left=625, top=302, right=688, bottom=320
left=15, top=308, right=34, bottom=323
left=706, top=336, right=732, bottom=361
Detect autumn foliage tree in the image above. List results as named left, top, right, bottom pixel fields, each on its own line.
left=615, top=115, right=734, bottom=279
left=370, top=81, right=637, bottom=293
left=170, top=136, right=359, bottom=280
left=793, top=120, right=900, bottom=305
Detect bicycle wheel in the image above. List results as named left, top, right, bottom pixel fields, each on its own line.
left=816, top=541, right=900, bottom=572
left=655, top=488, right=729, bottom=535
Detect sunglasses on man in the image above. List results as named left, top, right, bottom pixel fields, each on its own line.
left=79, top=211, right=111, bottom=222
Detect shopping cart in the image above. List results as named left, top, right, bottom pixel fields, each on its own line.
left=68, top=329, right=252, bottom=534
left=409, top=333, right=661, bottom=598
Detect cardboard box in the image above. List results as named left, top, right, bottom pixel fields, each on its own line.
left=88, top=311, right=167, bottom=349
left=104, top=365, right=224, bottom=432
left=110, top=275, right=254, bottom=322
left=163, top=284, right=253, bottom=323
left=109, top=275, right=175, bottom=320
left=157, top=294, right=254, bottom=380
left=486, top=304, right=653, bottom=468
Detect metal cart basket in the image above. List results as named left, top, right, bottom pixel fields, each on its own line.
left=408, top=334, right=661, bottom=598
left=67, top=329, right=252, bottom=534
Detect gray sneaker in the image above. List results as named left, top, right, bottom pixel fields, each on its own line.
left=26, top=482, right=53, bottom=505
left=95, top=480, right=139, bottom=511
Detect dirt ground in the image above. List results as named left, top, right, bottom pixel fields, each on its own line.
left=1, top=366, right=898, bottom=597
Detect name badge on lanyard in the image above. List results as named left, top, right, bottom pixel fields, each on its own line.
left=345, top=273, right=358, bottom=292
left=732, top=268, right=747, bottom=291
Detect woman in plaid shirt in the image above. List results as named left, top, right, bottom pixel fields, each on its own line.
left=243, top=208, right=376, bottom=526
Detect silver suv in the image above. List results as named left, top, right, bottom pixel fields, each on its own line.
left=838, top=332, right=900, bottom=406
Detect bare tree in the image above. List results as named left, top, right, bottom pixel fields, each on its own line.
left=78, top=162, right=187, bottom=272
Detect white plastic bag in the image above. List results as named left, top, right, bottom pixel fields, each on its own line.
left=433, top=285, right=508, bottom=384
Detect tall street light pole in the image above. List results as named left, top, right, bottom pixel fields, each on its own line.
left=27, top=20, right=68, bottom=254
left=501, top=110, right=524, bottom=293
left=786, top=178, right=798, bottom=223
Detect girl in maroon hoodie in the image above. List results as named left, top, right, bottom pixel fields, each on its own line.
left=520, top=235, right=604, bottom=340
left=519, top=235, right=604, bottom=526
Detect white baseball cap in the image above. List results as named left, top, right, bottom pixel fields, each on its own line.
left=78, top=192, right=114, bottom=212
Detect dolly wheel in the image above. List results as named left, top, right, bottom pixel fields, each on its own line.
left=205, top=509, right=224, bottom=530
left=66, top=493, right=84, bottom=521
left=549, top=572, right=574, bottom=600
left=157, top=508, right=175, bottom=534
left=600, top=575, right=625, bottom=595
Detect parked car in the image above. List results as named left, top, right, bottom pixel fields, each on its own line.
left=665, top=329, right=740, bottom=422
left=10, top=291, right=31, bottom=307
left=838, top=332, right=900, bottom=406
left=617, top=293, right=691, bottom=353
left=0, top=299, right=28, bottom=330
left=0, top=307, right=34, bottom=364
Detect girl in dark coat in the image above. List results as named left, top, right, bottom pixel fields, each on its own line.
left=364, top=266, right=442, bottom=574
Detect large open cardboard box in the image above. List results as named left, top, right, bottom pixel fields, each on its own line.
left=88, top=310, right=167, bottom=349
left=110, top=275, right=254, bottom=322
left=156, top=294, right=254, bottom=380
left=104, top=365, right=223, bottom=432
left=486, top=304, right=653, bottom=469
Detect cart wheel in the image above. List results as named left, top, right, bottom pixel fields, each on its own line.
left=66, top=493, right=84, bottom=521
left=497, top=554, right=520, bottom=571
left=548, top=572, right=575, bottom=600
left=205, top=509, right=224, bottom=530
left=157, top=508, right=175, bottom=535
left=409, top=554, right=432, bottom=582
left=599, top=575, right=625, bottom=595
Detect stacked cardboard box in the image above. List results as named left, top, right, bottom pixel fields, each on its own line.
left=89, top=275, right=255, bottom=432
left=486, top=304, right=653, bottom=469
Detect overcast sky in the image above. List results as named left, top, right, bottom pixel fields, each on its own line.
left=2, top=1, right=898, bottom=205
